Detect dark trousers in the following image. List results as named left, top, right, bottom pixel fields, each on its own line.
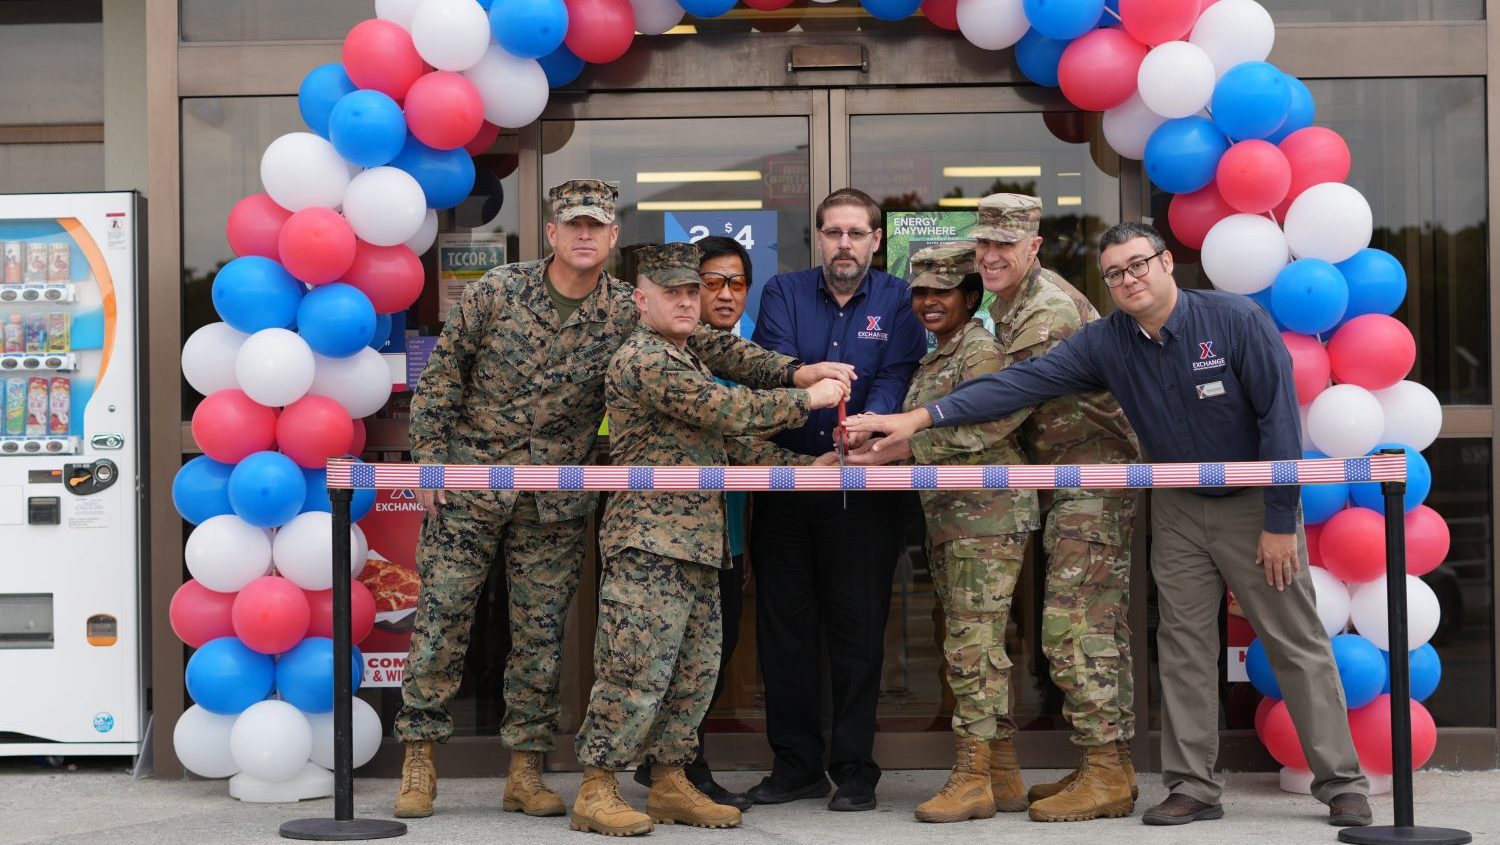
left=751, top=490, right=902, bottom=788
left=684, top=554, right=745, bottom=785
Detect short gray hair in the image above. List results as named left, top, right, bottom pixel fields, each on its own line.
left=1098, top=222, right=1167, bottom=266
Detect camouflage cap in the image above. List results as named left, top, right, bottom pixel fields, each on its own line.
left=973, top=193, right=1042, bottom=244
left=637, top=242, right=703, bottom=287
left=908, top=242, right=976, bottom=290
left=548, top=178, right=619, bottom=224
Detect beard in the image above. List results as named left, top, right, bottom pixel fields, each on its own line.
left=823, top=251, right=869, bottom=294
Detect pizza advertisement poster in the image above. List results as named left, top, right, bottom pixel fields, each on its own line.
left=356, top=488, right=425, bottom=686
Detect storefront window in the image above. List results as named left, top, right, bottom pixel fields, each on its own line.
left=180, top=0, right=368, bottom=42
left=0, top=20, right=102, bottom=124
left=1259, top=0, right=1482, bottom=22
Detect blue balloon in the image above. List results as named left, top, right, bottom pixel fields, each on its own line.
left=186, top=637, right=275, bottom=715
left=297, top=64, right=357, bottom=139
left=328, top=90, right=407, bottom=168
left=297, top=283, right=377, bottom=358
left=1247, top=287, right=1290, bottom=332
left=860, top=0, right=922, bottom=21
left=490, top=0, right=569, bottom=60
left=173, top=455, right=236, bottom=525
left=1350, top=444, right=1430, bottom=514
left=476, top=0, right=492, bottom=7
left=1211, top=61, right=1292, bottom=141
left=1336, top=249, right=1407, bottom=320
left=538, top=43, right=585, bottom=88
left=1015, top=29, right=1071, bottom=88
left=1301, top=450, right=1350, bottom=525
left=1332, top=633, right=1386, bottom=709
left=368, top=312, right=393, bottom=352
left=211, top=256, right=305, bottom=333
left=228, top=451, right=308, bottom=529
left=1024, top=0, right=1106, bottom=40
left=274, top=637, right=364, bottom=713
left=679, top=0, right=738, bottom=16
left=390, top=135, right=477, bottom=210
left=1383, top=643, right=1442, bottom=702
left=1144, top=117, right=1230, bottom=194
left=1246, top=638, right=1280, bottom=699
left=1271, top=258, right=1349, bottom=336
left=1265, top=75, right=1316, bottom=145
left=301, top=466, right=377, bottom=522
left=1095, top=0, right=1120, bottom=26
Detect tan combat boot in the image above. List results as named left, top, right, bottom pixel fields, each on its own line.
left=989, top=737, right=1030, bottom=812
left=1118, top=740, right=1139, bottom=800
left=570, top=766, right=654, bottom=837
left=394, top=741, right=436, bottom=818
left=646, top=764, right=741, bottom=828
left=1027, top=749, right=1080, bottom=803
left=1029, top=741, right=1138, bottom=801
left=1027, top=743, right=1134, bottom=822
left=502, top=750, right=566, bottom=817
left=916, top=736, right=998, bottom=823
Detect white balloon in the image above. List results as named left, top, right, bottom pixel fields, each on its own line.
left=273, top=511, right=366, bottom=591
left=308, top=697, right=383, bottom=770
left=1200, top=214, right=1288, bottom=295
left=375, top=0, right=425, bottom=30
left=352, top=523, right=369, bottom=580
left=260, top=132, right=351, bottom=212
left=1189, top=0, right=1275, bottom=79
left=1373, top=381, right=1443, bottom=453
left=234, top=328, right=316, bottom=408
left=182, top=322, right=248, bottom=397
left=1350, top=575, right=1441, bottom=651
left=1102, top=93, right=1167, bottom=161
left=230, top=700, right=313, bottom=783
left=174, top=704, right=241, bottom=779
left=1137, top=41, right=1217, bottom=120
left=1309, top=566, right=1352, bottom=638
left=1307, top=384, right=1385, bottom=458
left=410, top=0, right=492, bottom=71
left=464, top=45, right=550, bottom=129
left=309, top=348, right=394, bottom=418
left=632, top=0, right=685, bottom=35
left=343, top=167, right=427, bottom=247
left=1284, top=183, right=1373, bottom=264
left=186, top=515, right=274, bottom=593
left=405, top=209, right=440, bottom=256
left=1299, top=404, right=1317, bottom=451
left=956, top=0, right=1029, bottom=51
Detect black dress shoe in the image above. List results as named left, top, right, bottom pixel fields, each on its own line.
left=828, top=779, right=876, bottom=812
left=746, top=775, right=832, bottom=805
left=696, top=779, right=754, bottom=811
left=1141, top=793, right=1224, bottom=826
left=1328, top=792, right=1373, bottom=827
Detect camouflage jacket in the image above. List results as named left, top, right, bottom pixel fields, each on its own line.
left=410, top=256, right=795, bottom=523
left=601, top=325, right=812, bottom=568
left=904, top=320, right=1040, bottom=544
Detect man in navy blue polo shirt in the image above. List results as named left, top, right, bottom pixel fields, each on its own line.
left=745, top=188, right=926, bottom=812
left=844, top=222, right=1372, bottom=829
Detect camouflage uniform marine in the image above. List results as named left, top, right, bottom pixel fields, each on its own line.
left=399, top=183, right=797, bottom=752
left=576, top=243, right=815, bottom=771
left=978, top=194, right=1142, bottom=749
left=903, top=244, right=1041, bottom=743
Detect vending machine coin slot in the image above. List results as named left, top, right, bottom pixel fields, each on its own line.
left=27, top=495, right=59, bottom=524
left=63, top=459, right=116, bottom=495
left=27, top=468, right=61, bottom=484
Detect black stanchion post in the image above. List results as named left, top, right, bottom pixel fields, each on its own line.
left=281, top=487, right=407, bottom=842
left=1338, top=449, right=1469, bottom=845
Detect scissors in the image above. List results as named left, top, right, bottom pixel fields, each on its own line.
left=835, top=400, right=848, bottom=509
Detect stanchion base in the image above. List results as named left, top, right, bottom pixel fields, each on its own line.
left=1338, top=826, right=1471, bottom=845
left=280, top=817, right=408, bottom=841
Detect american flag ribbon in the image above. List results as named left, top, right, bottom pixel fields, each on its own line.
left=326, top=454, right=1406, bottom=492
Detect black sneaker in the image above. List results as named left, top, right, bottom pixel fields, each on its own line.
left=746, top=775, right=832, bottom=805
left=695, top=779, right=754, bottom=812
left=828, top=779, right=876, bottom=812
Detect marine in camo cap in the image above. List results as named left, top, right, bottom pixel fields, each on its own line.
left=909, top=242, right=976, bottom=290
left=637, top=242, right=703, bottom=288
left=549, top=178, right=619, bottom=224
left=973, top=193, right=1042, bottom=244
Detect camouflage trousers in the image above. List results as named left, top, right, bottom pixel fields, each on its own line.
left=394, top=491, right=585, bottom=751
left=1041, top=496, right=1135, bottom=747
left=575, top=548, right=722, bottom=770
left=929, top=533, right=1027, bottom=742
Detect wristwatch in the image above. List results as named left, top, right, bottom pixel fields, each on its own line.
left=781, top=361, right=803, bottom=387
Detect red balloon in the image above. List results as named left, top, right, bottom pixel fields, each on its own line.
left=231, top=575, right=311, bottom=655
left=170, top=579, right=237, bottom=648
left=350, top=417, right=368, bottom=457
left=564, top=0, right=635, bottom=64
left=1119, top=0, right=1201, bottom=46
left=343, top=19, right=426, bottom=101
left=1253, top=694, right=1277, bottom=737
left=276, top=395, right=355, bottom=469
left=1280, top=332, right=1330, bottom=405
left=1404, top=505, right=1450, bottom=577
left=1167, top=182, right=1236, bottom=251
left=226, top=194, right=292, bottom=261
left=1349, top=694, right=1437, bottom=774
left=1327, top=315, right=1416, bottom=390
left=277, top=207, right=356, bottom=285
left=1305, top=521, right=1325, bottom=568
left=464, top=121, right=503, bottom=157
left=1259, top=700, right=1309, bottom=770
left=1058, top=29, right=1149, bottom=112
left=1216, top=140, right=1292, bottom=214
left=305, top=583, right=376, bottom=645
left=920, top=0, right=959, bottom=30
left=1273, top=127, right=1352, bottom=221
left=344, top=241, right=425, bottom=314
left=1319, top=506, right=1386, bottom=584
left=744, top=0, right=795, bottom=8
left=404, top=71, right=485, bottom=151
left=193, top=389, right=279, bottom=464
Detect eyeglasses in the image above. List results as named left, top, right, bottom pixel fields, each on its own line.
left=700, top=272, right=749, bottom=293
left=818, top=228, right=874, bottom=243
left=1102, top=249, right=1166, bottom=288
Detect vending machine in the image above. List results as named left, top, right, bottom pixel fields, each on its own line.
left=0, top=192, right=144, bottom=756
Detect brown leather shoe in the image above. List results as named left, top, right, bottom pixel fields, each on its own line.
left=1328, top=792, right=1373, bottom=827
left=1141, top=793, right=1224, bottom=826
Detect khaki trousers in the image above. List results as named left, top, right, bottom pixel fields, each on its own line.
left=1151, top=487, right=1369, bottom=805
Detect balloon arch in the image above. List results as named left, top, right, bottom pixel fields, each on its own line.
left=169, top=0, right=1445, bottom=792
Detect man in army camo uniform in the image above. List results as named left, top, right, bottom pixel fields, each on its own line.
left=570, top=243, right=850, bottom=837
left=397, top=181, right=853, bottom=819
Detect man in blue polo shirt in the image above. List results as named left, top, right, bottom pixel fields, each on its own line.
left=746, top=188, right=927, bottom=812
